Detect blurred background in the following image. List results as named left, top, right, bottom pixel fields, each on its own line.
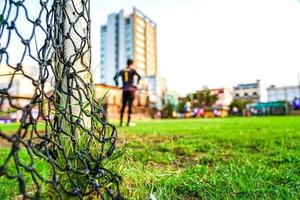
left=1, top=0, right=300, bottom=122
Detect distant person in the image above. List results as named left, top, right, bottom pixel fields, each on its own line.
left=293, top=97, right=300, bottom=110
left=232, top=106, right=239, bottom=116
left=192, top=107, right=199, bottom=117
left=184, top=101, right=191, bottom=113
left=114, top=59, right=141, bottom=126
left=214, top=109, right=221, bottom=118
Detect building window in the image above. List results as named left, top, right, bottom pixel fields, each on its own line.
left=136, top=46, right=145, bottom=55
left=101, top=26, right=107, bottom=32
left=126, top=47, right=131, bottom=52
left=136, top=32, right=145, bottom=41
left=126, top=37, right=132, bottom=45
left=136, top=62, right=145, bottom=69
left=136, top=18, right=145, bottom=27
left=126, top=18, right=131, bottom=25
left=126, top=27, right=131, bottom=34
left=136, top=39, right=145, bottom=48
left=136, top=54, right=145, bottom=62
left=136, top=25, right=145, bottom=34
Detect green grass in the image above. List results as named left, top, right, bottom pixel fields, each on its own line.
left=1, top=116, right=300, bottom=199
left=115, top=116, right=300, bottom=199
left=0, top=149, right=49, bottom=199
left=0, top=122, right=44, bottom=133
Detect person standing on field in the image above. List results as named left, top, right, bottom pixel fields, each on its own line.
left=114, top=59, right=141, bottom=127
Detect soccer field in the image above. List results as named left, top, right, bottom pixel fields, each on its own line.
left=1, top=116, right=300, bottom=199
left=117, top=116, right=300, bottom=199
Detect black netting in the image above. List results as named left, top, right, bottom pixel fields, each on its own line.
left=0, top=0, right=122, bottom=199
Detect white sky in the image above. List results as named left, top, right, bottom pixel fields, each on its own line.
left=2, top=0, right=300, bottom=96
left=91, top=0, right=300, bottom=95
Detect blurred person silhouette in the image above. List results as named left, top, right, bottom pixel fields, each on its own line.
left=293, top=97, right=300, bottom=110
left=114, top=59, right=141, bottom=126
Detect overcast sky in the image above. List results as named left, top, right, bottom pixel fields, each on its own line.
left=90, top=0, right=300, bottom=95
left=3, top=0, right=299, bottom=95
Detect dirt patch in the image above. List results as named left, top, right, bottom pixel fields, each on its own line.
left=146, top=161, right=170, bottom=170
left=116, top=134, right=184, bottom=151
left=146, top=152, right=205, bottom=170
left=175, top=152, right=205, bottom=168
left=173, top=147, right=185, bottom=156
left=117, top=134, right=207, bottom=169
left=118, top=134, right=184, bottom=144
left=246, top=144, right=262, bottom=153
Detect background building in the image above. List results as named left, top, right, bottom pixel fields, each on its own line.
left=100, top=7, right=157, bottom=86
left=233, top=80, right=263, bottom=102
left=146, top=76, right=167, bottom=109
left=203, top=88, right=233, bottom=118
left=0, top=65, right=41, bottom=121
left=210, top=88, right=233, bottom=109
left=100, top=7, right=167, bottom=112
left=95, top=83, right=150, bottom=119
left=267, top=85, right=300, bottom=103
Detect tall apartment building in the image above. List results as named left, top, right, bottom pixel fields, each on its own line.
left=100, top=8, right=157, bottom=86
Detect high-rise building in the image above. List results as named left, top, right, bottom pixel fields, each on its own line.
left=100, top=8, right=157, bottom=85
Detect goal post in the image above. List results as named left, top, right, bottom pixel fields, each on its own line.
left=0, top=0, right=123, bottom=199
left=56, top=0, right=92, bottom=128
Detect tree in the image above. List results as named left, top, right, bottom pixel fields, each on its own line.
left=195, top=90, right=218, bottom=108
left=229, top=99, right=253, bottom=115
left=161, top=102, right=175, bottom=118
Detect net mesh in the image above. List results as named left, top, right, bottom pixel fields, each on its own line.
left=0, top=0, right=122, bottom=199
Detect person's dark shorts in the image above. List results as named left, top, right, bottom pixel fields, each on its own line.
left=122, top=90, right=134, bottom=102
left=122, top=90, right=135, bottom=114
